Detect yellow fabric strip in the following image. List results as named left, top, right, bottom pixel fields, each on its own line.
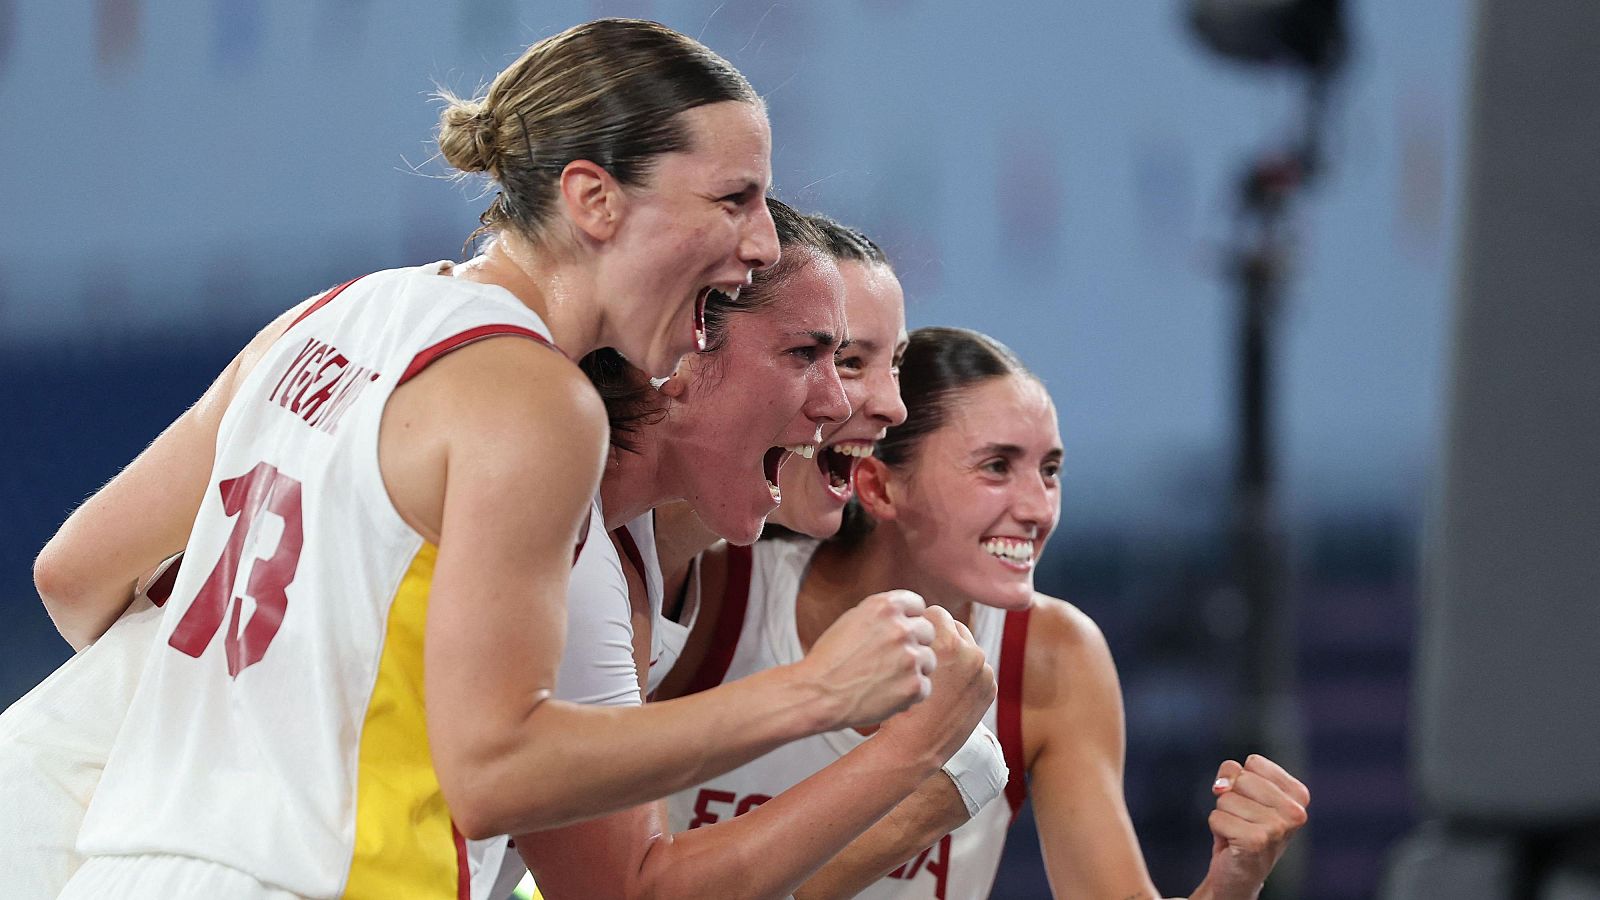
left=345, top=542, right=461, bottom=898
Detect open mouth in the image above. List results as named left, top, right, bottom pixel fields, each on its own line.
left=694, top=289, right=712, bottom=352
left=817, top=440, right=873, bottom=501
left=694, top=286, right=740, bottom=353
left=763, top=443, right=817, bottom=504
left=980, top=536, right=1037, bottom=571
left=763, top=447, right=789, bottom=503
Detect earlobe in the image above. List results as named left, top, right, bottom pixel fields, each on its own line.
left=558, top=160, right=622, bottom=241
left=656, top=370, right=689, bottom=400
left=853, top=457, right=898, bottom=522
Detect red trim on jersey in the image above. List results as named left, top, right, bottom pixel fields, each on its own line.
left=682, top=544, right=753, bottom=696
left=144, top=553, right=183, bottom=608
left=286, top=276, right=363, bottom=330
left=451, top=822, right=470, bottom=900
left=612, top=526, right=647, bottom=582
left=997, top=607, right=1032, bottom=819
left=398, top=324, right=560, bottom=386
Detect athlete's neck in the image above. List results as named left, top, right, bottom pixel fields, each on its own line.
left=599, top=440, right=673, bottom=531
left=450, top=235, right=604, bottom=359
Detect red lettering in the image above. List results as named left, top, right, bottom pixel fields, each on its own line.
left=268, top=338, right=319, bottom=404
left=168, top=462, right=305, bottom=677
left=734, top=793, right=771, bottom=816
left=688, top=788, right=736, bottom=829
left=291, top=353, right=348, bottom=415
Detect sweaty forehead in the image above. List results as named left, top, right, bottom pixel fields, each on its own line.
left=763, top=255, right=847, bottom=337
left=676, top=101, right=772, bottom=178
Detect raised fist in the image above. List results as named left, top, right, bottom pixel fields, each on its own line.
left=798, top=589, right=938, bottom=730
left=876, top=605, right=996, bottom=768
left=1203, top=754, right=1310, bottom=899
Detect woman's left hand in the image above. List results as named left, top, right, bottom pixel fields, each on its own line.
left=1198, top=753, right=1310, bottom=900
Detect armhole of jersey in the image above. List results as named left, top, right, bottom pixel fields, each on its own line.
left=998, top=607, right=1032, bottom=820
left=143, top=552, right=184, bottom=607
left=612, top=526, right=647, bottom=583
left=681, top=544, right=753, bottom=697
left=398, top=324, right=560, bottom=386
left=287, top=275, right=364, bottom=330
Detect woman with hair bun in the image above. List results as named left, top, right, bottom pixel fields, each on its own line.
left=660, top=326, right=1312, bottom=899
left=463, top=199, right=996, bottom=900
left=18, top=20, right=939, bottom=899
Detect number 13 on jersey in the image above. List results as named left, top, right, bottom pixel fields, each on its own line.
left=168, top=462, right=305, bottom=677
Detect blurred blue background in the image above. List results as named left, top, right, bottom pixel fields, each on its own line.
left=0, top=2, right=1473, bottom=897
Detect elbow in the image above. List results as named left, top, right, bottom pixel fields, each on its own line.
left=33, top=539, right=77, bottom=609
left=439, top=767, right=518, bottom=840
left=443, top=776, right=516, bottom=841
left=33, top=540, right=97, bottom=647
left=439, top=761, right=587, bottom=840
left=450, top=802, right=504, bottom=843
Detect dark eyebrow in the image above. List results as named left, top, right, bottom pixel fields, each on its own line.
left=973, top=443, right=1025, bottom=459
left=973, top=443, right=1065, bottom=460
left=719, top=179, right=763, bottom=197
left=790, top=329, right=840, bottom=350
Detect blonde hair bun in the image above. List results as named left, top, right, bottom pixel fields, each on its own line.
left=437, top=96, right=500, bottom=175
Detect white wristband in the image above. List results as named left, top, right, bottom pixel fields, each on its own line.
left=939, top=722, right=1008, bottom=818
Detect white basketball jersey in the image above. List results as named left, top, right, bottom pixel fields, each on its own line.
left=76, top=263, right=560, bottom=899
left=609, top=512, right=688, bottom=695
left=664, top=539, right=1032, bottom=900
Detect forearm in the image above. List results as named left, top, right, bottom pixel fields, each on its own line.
left=631, top=737, right=939, bottom=900
left=793, top=768, right=968, bottom=900
left=451, top=663, right=839, bottom=838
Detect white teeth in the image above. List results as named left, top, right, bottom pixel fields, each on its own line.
left=830, top=443, right=874, bottom=458
left=785, top=444, right=816, bottom=459
left=981, top=538, right=1035, bottom=564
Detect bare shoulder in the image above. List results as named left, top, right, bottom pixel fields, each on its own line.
left=411, top=335, right=605, bottom=451
left=1021, top=594, right=1123, bottom=744
left=1024, top=593, right=1116, bottom=680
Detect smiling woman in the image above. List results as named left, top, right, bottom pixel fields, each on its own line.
left=658, top=326, right=1312, bottom=899
left=10, top=19, right=945, bottom=900
left=475, top=200, right=997, bottom=900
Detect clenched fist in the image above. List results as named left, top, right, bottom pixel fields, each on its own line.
left=797, top=589, right=938, bottom=730
left=1200, top=754, right=1310, bottom=900
left=876, top=605, right=996, bottom=769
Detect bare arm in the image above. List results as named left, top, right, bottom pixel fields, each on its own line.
left=1026, top=598, right=1309, bottom=900
left=419, top=342, right=939, bottom=838
left=513, top=607, right=992, bottom=900
left=33, top=301, right=311, bottom=649
left=791, top=769, right=969, bottom=900
left=1025, top=598, right=1164, bottom=898
left=517, top=736, right=936, bottom=900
